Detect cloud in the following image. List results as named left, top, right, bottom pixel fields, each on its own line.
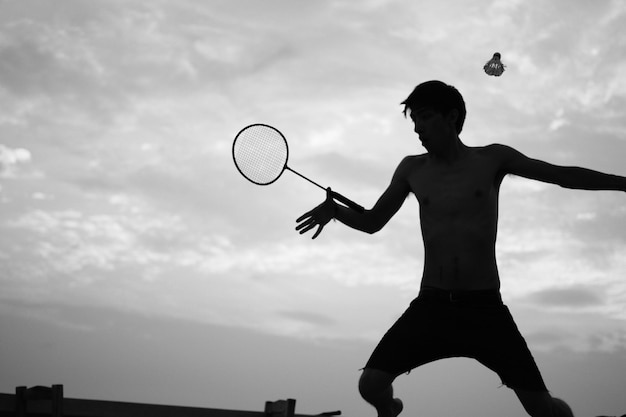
left=0, top=144, right=31, bottom=178
left=2, top=5, right=626, bottom=417
left=509, top=301, right=626, bottom=353
left=277, top=310, right=337, bottom=328
left=523, top=286, right=605, bottom=308
left=4, top=207, right=190, bottom=282
left=0, top=298, right=375, bottom=414
left=1, top=0, right=626, bottom=356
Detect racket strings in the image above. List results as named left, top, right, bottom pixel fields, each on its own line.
left=233, top=125, right=288, bottom=185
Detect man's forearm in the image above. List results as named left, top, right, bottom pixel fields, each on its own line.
left=334, top=204, right=380, bottom=234
left=558, top=166, right=626, bottom=191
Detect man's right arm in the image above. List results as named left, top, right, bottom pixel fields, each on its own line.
left=333, top=156, right=414, bottom=234
left=295, top=156, right=414, bottom=239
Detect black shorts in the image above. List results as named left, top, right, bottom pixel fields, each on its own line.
left=364, top=288, right=548, bottom=392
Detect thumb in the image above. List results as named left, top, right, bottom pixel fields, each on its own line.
left=325, top=187, right=333, bottom=201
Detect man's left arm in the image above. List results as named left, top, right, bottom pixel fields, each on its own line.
left=494, top=144, right=626, bottom=192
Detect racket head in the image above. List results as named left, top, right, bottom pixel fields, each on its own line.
left=233, top=124, right=289, bottom=186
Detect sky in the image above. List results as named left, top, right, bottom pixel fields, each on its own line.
left=1, top=0, right=626, bottom=416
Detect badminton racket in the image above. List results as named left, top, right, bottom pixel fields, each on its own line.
left=232, top=123, right=364, bottom=213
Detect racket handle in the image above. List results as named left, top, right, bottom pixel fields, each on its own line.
left=331, top=191, right=365, bottom=213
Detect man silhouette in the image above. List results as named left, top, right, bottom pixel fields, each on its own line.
left=296, top=80, right=626, bottom=417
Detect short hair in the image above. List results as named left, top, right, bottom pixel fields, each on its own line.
left=401, top=80, right=467, bottom=134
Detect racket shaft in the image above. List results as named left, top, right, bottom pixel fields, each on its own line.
left=285, top=167, right=364, bottom=213
left=285, top=166, right=325, bottom=190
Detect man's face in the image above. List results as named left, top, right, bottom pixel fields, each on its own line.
left=410, top=107, right=453, bottom=154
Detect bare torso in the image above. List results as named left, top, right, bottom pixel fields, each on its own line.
left=406, top=146, right=505, bottom=290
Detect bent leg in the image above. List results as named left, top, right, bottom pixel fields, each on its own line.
left=359, top=368, right=403, bottom=417
left=514, top=389, right=574, bottom=417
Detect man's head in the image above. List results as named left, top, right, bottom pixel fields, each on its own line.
left=401, top=80, right=466, bottom=134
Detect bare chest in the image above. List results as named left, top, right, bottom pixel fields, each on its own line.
left=407, top=157, right=500, bottom=215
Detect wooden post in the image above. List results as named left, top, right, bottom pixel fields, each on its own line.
left=15, top=386, right=25, bottom=417
left=52, top=385, right=63, bottom=417
left=15, top=384, right=63, bottom=417
left=264, top=399, right=296, bottom=417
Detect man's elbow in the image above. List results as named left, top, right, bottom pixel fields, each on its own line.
left=365, top=226, right=379, bottom=234
left=346, top=210, right=388, bottom=234
left=364, top=217, right=386, bottom=234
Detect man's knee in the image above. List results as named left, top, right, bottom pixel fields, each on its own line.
left=515, top=390, right=573, bottom=417
left=551, top=397, right=574, bottom=417
left=358, top=368, right=395, bottom=401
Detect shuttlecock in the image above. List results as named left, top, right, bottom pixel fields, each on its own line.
left=484, top=52, right=506, bottom=76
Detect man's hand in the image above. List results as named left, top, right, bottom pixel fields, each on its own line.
left=295, top=188, right=337, bottom=239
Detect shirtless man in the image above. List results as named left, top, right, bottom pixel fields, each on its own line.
left=295, top=80, right=626, bottom=417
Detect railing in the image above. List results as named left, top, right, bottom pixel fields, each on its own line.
left=0, top=385, right=341, bottom=417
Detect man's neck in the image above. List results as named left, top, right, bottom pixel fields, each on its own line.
left=428, top=137, right=468, bottom=164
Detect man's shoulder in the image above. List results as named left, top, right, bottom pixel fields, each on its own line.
left=398, top=154, right=428, bottom=171
left=400, top=153, right=428, bottom=165
left=471, top=143, right=520, bottom=162
left=477, top=143, right=517, bottom=154
left=388, top=154, right=427, bottom=182
left=400, top=144, right=516, bottom=159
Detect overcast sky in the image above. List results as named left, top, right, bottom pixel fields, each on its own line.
left=1, top=1, right=625, bottom=416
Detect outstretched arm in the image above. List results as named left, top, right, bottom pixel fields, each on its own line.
left=295, top=157, right=414, bottom=239
left=495, top=144, right=626, bottom=192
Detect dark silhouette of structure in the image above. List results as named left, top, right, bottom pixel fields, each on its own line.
left=0, top=384, right=341, bottom=417
left=15, top=385, right=63, bottom=417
